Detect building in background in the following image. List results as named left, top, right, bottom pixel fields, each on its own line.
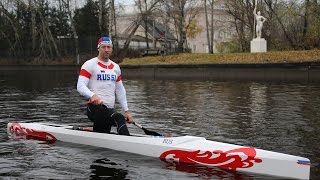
left=116, top=15, right=176, bottom=55
left=115, top=1, right=235, bottom=54
left=187, top=1, right=235, bottom=53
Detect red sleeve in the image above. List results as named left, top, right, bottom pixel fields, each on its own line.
left=80, top=69, right=91, bottom=79
left=116, top=75, right=122, bottom=82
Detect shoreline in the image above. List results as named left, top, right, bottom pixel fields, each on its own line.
left=121, top=62, right=320, bottom=82
left=1, top=61, right=320, bottom=82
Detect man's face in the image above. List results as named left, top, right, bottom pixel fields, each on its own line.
left=98, top=44, right=113, bottom=59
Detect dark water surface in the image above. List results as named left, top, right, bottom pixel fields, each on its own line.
left=0, top=69, right=319, bottom=179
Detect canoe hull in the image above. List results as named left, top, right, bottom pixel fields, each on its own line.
left=7, top=122, right=310, bottom=179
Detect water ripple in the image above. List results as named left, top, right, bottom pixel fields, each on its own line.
left=0, top=71, right=319, bottom=179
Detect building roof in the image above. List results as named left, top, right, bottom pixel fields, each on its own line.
left=122, top=19, right=176, bottom=42
left=143, top=20, right=176, bottom=40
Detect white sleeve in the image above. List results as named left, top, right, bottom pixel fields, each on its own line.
left=77, top=76, right=95, bottom=99
left=77, top=61, right=95, bottom=99
left=116, top=80, right=129, bottom=112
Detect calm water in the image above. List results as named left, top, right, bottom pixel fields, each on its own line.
left=0, top=69, right=319, bottom=179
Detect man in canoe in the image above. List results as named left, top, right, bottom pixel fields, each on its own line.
left=77, top=37, right=133, bottom=135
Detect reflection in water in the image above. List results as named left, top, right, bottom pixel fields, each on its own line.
left=163, top=162, right=256, bottom=180
left=0, top=69, right=320, bottom=179
left=90, top=158, right=128, bottom=180
left=0, top=69, right=78, bottom=93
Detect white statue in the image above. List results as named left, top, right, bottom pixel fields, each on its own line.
left=253, top=7, right=266, bottom=39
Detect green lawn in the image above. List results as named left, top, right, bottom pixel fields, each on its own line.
left=1, top=49, right=320, bottom=65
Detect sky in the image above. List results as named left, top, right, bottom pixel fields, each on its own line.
left=75, top=0, right=135, bottom=8
left=73, top=0, right=136, bottom=14
left=116, top=0, right=135, bottom=6
left=115, top=0, right=136, bottom=14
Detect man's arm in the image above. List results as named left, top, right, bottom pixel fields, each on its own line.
left=115, top=81, right=128, bottom=112
left=77, top=71, right=94, bottom=99
left=116, top=81, right=133, bottom=123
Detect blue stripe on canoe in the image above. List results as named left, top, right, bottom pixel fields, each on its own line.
left=297, top=160, right=311, bottom=166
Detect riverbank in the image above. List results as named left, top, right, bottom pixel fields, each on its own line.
left=121, top=62, right=320, bottom=82
left=121, top=50, right=320, bottom=65
left=107, top=49, right=320, bottom=82
left=1, top=49, right=320, bottom=65
left=0, top=61, right=319, bottom=82
left=1, top=50, right=320, bottom=82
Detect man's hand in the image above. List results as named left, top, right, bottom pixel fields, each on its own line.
left=88, top=94, right=103, bottom=105
left=124, top=111, right=133, bottom=123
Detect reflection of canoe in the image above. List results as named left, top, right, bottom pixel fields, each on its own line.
left=7, top=122, right=310, bottom=179
left=90, top=158, right=128, bottom=179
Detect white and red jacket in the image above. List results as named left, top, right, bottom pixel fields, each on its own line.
left=77, top=57, right=129, bottom=111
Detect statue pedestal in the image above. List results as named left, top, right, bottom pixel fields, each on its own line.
left=250, top=38, right=267, bottom=53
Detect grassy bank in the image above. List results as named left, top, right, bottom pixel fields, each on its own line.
left=1, top=49, right=320, bottom=65
left=121, top=49, right=320, bottom=65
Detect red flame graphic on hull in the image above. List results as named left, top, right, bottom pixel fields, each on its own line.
left=160, top=147, right=262, bottom=170
left=9, top=122, right=57, bottom=142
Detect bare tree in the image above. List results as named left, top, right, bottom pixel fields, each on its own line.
left=224, top=0, right=320, bottom=51
left=0, top=1, right=23, bottom=60
left=162, top=0, right=201, bottom=52
left=99, top=0, right=105, bottom=34
left=39, top=1, right=61, bottom=58
left=136, top=0, right=151, bottom=48
left=209, top=0, right=214, bottom=53
left=204, top=0, right=214, bottom=53
left=224, top=0, right=256, bottom=51
left=109, top=0, right=114, bottom=37
left=165, top=0, right=187, bottom=52
left=300, top=0, right=320, bottom=49
left=123, top=0, right=160, bottom=50
left=61, top=0, right=79, bottom=63
left=29, top=0, right=37, bottom=53
left=264, top=0, right=297, bottom=49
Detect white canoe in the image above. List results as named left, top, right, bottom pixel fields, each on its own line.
left=7, top=122, right=310, bottom=179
